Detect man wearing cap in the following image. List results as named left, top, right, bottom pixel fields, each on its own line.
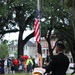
left=44, top=42, right=69, bottom=75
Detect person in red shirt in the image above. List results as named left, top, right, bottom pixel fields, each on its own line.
left=13, top=58, right=19, bottom=73
left=13, top=59, right=18, bottom=66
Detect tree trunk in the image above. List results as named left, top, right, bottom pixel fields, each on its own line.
left=17, top=30, right=24, bottom=58
left=72, top=0, right=75, bottom=38
left=67, top=39, right=75, bottom=63
left=48, top=40, right=53, bottom=59
left=70, top=0, right=75, bottom=63
left=17, top=31, right=34, bottom=58
left=45, top=37, right=53, bottom=59
left=71, top=41, right=75, bottom=63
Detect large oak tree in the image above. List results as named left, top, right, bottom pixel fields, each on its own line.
left=0, top=0, right=36, bottom=58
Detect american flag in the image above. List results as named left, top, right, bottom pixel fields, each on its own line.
left=34, top=8, right=42, bottom=67
left=34, top=9, right=40, bottom=43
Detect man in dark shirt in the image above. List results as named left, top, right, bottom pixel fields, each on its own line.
left=44, top=42, right=69, bottom=75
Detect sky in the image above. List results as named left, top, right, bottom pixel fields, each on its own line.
left=3, top=30, right=35, bottom=42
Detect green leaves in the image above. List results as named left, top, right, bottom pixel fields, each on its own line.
left=66, top=0, right=73, bottom=7
left=0, top=43, right=9, bottom=59
left=0, top=3, right=8, bottom=17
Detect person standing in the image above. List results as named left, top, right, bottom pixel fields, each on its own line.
left=44, top=42, right=69, bottom=75
left=11, top=59, right=14, bottom=74
left=4, top=58, right=8, bottom=74
left=13, top=58, right=19, bottom=73
left=32, top=58, right=35, bottom=70
left=26, top=57, right=33, bottom=73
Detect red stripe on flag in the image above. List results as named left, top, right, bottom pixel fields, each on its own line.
left=34, top=18, right=40, bottom=43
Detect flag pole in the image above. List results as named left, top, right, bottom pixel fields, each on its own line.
left=37, top=0, right=40, bottom=11
left=37, top=0, right=41, bottom=37
left=37, top=0, right=42, bottom=67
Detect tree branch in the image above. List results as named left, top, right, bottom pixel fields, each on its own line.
left=0, top=29, right=19, bottom=34
left=23, top=31, right=34, bottom=46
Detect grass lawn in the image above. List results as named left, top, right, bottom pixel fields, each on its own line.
left=3, top=73, right=74, bottom=75
left=6, top=73, right=32, bottom=75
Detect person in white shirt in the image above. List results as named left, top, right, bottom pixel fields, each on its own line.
left=4, top=58, right=8, bottom=74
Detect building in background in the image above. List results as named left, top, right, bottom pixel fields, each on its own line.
left=8, top=40, right=37, bottom=58
left=41, top=37, right=48, bottom=58
left=23, top=41, right=36, bottom=58
left=8, top=37, right=72, bottom=64
left=8, top=40, right=17, bottom=57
